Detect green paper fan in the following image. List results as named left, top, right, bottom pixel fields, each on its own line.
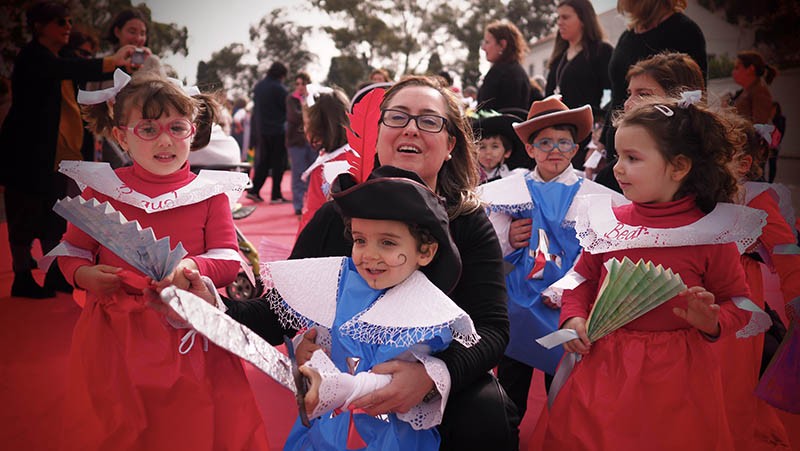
left=585, top=257, right=686, bottom=341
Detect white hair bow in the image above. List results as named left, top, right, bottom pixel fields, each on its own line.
left=753, top=123, right=775, bottom=144
left=168, top=77, right=201, bottom=96
left=77, top=69, right=131, bottom=105
left=306, top=83, right=334, bottom=108
left=677, top=90, right=702, bottom=108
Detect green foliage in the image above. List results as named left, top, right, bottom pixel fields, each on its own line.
left=196, top=43, right=256, bottom=99
left=0, top=0, right=187, bottom=78
left=249, top=8, right=314, bottom=76
left=325, top=54, right=369, bottom=97
left=697, top=0, right=800, bottom=67
left=707, top=53, right=735, bottom=80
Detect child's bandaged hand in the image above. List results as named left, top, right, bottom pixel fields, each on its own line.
left=674, top=286, right=720, bottom=337
left=74, top=264, right=122, bottom=296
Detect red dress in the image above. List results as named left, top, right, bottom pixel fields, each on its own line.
left=715, top=188, right=797, bottom=450
left=58, top=163, right=270, bottom=450
left=540, top=197, right=758, bottom=451
left=298, top=147, right=351, bottom=233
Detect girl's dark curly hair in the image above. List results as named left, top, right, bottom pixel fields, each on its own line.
left=613, top=97, right=741, bottom=212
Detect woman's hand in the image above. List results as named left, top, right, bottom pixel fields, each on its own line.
left=674, top=286, right=720, bottom=337
left=562, top=316, right=591, bottom=355
left=74, top=264, right=122, bottom=296
left=299, top=365, right=322, bottom=416
left=295, top=328, right=321, bottom=366
left=348, top=360, right=431, bottom=415
left=508, top=218, right=532, bottom=249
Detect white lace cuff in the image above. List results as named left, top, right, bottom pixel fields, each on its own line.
left=396, top=347, right=451, bottom=430
left=304, top=350, right=392, bottom=419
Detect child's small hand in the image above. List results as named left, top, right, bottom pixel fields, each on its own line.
left=74, top=264, right=122, bottom=296
left=508, top=218, right=532, bottom=249
left=296, top=329, right=321, bottom=366
left=562, top=317, right=591, bottom=354
left=674, top=286, right=720, bottom=337
left=154, top=259, right=199, bottom=291
left=542, top=295, right=559, bottom=309
left=298, top=365, right=321, bottom=417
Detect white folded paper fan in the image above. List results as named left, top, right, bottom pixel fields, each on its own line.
left=585, top=257, right=686, bottom=342
left=53, top=196, right=187, bottom=280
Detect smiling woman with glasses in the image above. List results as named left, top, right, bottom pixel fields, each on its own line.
left=217, top=75, right=521, bottom=450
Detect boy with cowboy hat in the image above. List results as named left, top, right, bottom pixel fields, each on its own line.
left=478, top=96, right=626, bottom=419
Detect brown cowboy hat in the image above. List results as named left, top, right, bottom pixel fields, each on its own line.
left=512, top=95, right=593, bottom=145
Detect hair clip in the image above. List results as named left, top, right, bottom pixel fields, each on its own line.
left=77, top=69, right=131, bottom=105
left=653, top=104, right=674, bottom=117
left=306, top=83, right=334, bottom=108
left=753, top=123, right=775, bottom=144
left=677, top=90, right=702, bottom=108
left=168, top=77, right=201, bottom=97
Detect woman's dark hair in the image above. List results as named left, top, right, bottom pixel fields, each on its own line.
left=548, top=0, right=607, bottom=71
left=626, top=52, right=705, bottom=95
left=26, top=1, right=69, bottom=35
left=618, top=0, right=686, bottom=31
left=106, top=8, right=148, bottom=47
left=613, top=96, right=741, bottom=213
left=737, top=50, right=778, bottom=85
left=267, top=62, right=288, bottom=79
left=82, top=71, right=218, bottom=151
left=295, top=71, right=311, bottom=85
left=485, top=20, right=528, bottom=64
left=380, top=76, right=481, bottom=219
left=304, top=88, right=349, bottom=154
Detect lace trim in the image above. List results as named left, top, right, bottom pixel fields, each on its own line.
left=574, top=195, right=767, bottom=254
left=339, top=315, right=479, bottom=349
left=396, top=348, right=451, bottom=430
left=733, top=296, right=773, bottom=339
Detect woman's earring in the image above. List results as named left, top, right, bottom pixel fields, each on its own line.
left=445, top=153, right=452, bottom=161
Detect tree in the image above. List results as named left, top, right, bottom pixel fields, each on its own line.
left=196, top=43, right=256, bottom=99
left=249, top=8, right=314, bottom=76
left=1, top=0, right=188, bottom=78
left=698, top=0, right=800, bottom=66
left=326, top=54, right=370, bottom=96
left=436, top=0, right=556, bottom=87
left=309, top=0, right=454, bottom=77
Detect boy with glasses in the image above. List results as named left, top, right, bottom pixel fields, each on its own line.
left=477, top=96, right=626, bottom=419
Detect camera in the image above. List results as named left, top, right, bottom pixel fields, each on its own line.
left=131, top=48, right=146, bottom=65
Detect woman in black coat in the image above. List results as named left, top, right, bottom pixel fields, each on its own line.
left=0, top=2, right=133, bottom=297
left=478, top=20, right=531, bottom=113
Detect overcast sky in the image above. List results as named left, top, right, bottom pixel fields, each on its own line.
left=145, top=0, right=617, bottom=85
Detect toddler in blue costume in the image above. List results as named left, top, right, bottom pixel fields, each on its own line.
left=266, top=166, right=479, bottom=450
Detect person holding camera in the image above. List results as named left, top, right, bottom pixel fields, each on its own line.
left=0, top=1, right=136, bottom=298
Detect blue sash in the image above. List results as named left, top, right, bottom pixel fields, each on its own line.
left=504, top=178, right=583, bottom=374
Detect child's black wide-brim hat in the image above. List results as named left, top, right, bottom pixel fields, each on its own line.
left=330, top=166, right=462, bottom=294
left=472, top=112, right=531, bottom=170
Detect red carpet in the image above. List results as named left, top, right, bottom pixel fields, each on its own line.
left=1, top=173, right=798, bottom=450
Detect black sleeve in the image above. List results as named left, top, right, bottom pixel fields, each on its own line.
left=597, top=42, right=614, bottom=92
left=223, top=295, right=293, bottom=345
left=433, top=208, right=510, bottom=393
left=290, top=201, right=351, bottom=259
left=477, top=65, right=501, bottom=111
left=672, top=15, right=708, bottom=81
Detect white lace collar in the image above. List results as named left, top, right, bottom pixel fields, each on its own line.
left=263, top=257, right=480, bottom=348
left=573, top=194, right=767, bottom=254
left=300, top=144, right=351, bottom=182
left=59, top=161, right=248, bottom=213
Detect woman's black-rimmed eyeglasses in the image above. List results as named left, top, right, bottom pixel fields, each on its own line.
left=380, top=109, right=448, bottom=133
